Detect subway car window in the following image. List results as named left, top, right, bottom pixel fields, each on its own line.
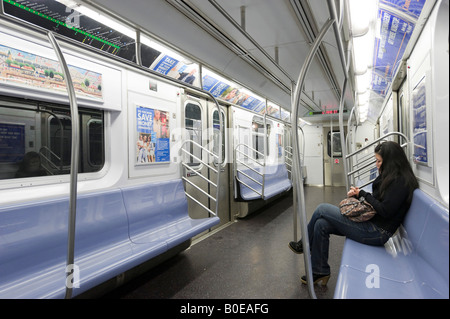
left=327, top=131, right=342, bottom=158
left=251, top=117, right=270, bottom=160
left=212, top=110, right=225, bottom=164
left=0, top=97, right=104, bottom=180
left=87, top=119, right=105, bottom=167
left=185, top=102, right=202, bottom=166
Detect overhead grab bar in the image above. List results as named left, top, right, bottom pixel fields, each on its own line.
left=47, top=31, right=80, bottom=300
left=291, top=17, right=335, bottom=300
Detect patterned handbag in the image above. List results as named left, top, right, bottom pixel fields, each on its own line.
left=339, top=196, right=376, bottom=222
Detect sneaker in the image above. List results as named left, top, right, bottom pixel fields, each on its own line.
left=300, top=274, right=330, bottom=286
left=288, top=240, right=303, bottom=254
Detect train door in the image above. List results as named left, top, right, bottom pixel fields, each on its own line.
left=323, top=127, right=346, bottom=186
left=208, top=101, right=230, bottom=228
left=182, top=94, right=209, bottom=220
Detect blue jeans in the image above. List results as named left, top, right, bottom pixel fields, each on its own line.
left=307, top=203, right=391, bottom=275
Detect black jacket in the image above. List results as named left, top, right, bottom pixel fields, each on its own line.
left=358, top=175, right=411, bottom=235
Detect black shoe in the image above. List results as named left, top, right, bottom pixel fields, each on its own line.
left=300, top=274, right=330, bottom=286
left=288, top=240, right=303, bottom=254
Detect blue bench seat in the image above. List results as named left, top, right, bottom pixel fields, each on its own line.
left=236, top=163, right=292, bottom=201
left=334, top=189, right=449, bottom=299
left=121, top=179, right=220, bottom=250
left=0, top=179, right=219, bottom=298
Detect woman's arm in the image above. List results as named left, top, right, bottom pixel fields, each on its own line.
left=359, top=178, right=409, bottom=218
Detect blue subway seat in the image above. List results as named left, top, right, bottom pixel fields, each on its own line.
left=334, top=189, right=449, bottom=299
left=237, top=163, right=292, bottom=201
left=0, top=179, right=219, bottom=298
left=121, top=179, right=220, bottom=250
left=0, top=189, right=130, bottom=298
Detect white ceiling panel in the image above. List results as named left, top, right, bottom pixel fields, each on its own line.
left=83, top=0, right=353, bottom=116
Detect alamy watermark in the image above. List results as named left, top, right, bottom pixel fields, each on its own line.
left=65, top=264, right=80, bottom=289
left=365, top=264, right=380, bottom=289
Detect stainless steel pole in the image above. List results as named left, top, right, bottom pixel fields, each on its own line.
left=291, top=18, right=335, bottom=299
left=47, top=31, right=80, bottom=299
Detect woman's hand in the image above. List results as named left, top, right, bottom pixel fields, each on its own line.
left=347, top=186, right=360, bottom=198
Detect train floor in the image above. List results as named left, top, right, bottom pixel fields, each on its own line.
left=102, top=186, right=347, bottom=299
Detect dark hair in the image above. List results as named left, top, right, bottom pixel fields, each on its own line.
left=375, top=141, right=419, bottom=203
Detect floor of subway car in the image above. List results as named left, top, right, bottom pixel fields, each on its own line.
left=102, top=186, right=347, bottom=299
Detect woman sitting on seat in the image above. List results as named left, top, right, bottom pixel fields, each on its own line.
left=289, top=141, right=419, bottom=286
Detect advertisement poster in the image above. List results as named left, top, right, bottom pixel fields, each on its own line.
left=0, top=44, right=103, bottom=100
left=136, top=106, right=170, bottom=164
left=151, top=54, right=199, bottom=86
left=202, top=73, right=266, bottom=113
left=412, top=76, right=427, bottom=165
left=152, top=55, right=179, bottom=75
left=372, top=9, right=414, bottom=97
left=0, top=123, right=25, bottom=163
left=380, top=0, right=427, bottom=19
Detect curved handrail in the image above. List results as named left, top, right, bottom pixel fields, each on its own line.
left=180, top=139, right=220, bottom=217
left=47, top=31, right=80, bottom=299
left=345, top=132, right=410, bottom=189
left=345, top=131, right=409, bottom=159
left=291, top=17, right=335, bottom=300
left=234, top=143, right=265, bottom=199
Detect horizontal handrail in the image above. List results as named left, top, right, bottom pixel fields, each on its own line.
left=181, top=148, right=218, bottom=174
left=182, top=163, right=217, bottom=189
left=347, top=159, right=376, bottom=177
left=346, top=132, right=409, bottom=188
left=180, top=139, right=220, bottom=159
left=236, top=158, right=262, bottom=175
left=181, top=139, right=220, bottom=217
left=346, top=132, right=409, bottom=159
left=237, top=169, right=263, bottom=186
left=185, top=192, right=217, bottom=216
left=235, top=143, right=265, bottom=160
left=236, top=179, right=263, bottom=197
left=234, top=143, right=266, bottom=199
left=182, top=176, right=217, bottom=202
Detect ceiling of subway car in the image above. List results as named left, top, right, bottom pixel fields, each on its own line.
left=76, top=0, right=353, bottom=118
left=2, top=0, right=430, bottom=124
left=2, top=0, right=431, bottom=124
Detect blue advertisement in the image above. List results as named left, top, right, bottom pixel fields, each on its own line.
left=136, top=106, right=170, bottom=164
left=380, top=0, right=427, bottom=19
left=371, top=70, right=390, bottom=96
left=202, top=73, right=267, bottom=113
left=152, top=55, right=179, bottom=75
left=202, top=75, right=220, bottom=92
left=412, top=76, right=427, bottom=165
left=372, top=9, right=415, bottom=96
left=137, top=107, right=154, bottom=134
left=210, top=82, right=231, bottom=98
left=0, top=123, right=25, bottom=163
left=240, top=96, right=257, bottom=110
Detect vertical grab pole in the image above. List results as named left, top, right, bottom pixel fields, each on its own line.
left=291, top=83, right=298, bottom=242
left=209, top=98, right=223, bottom=218
left=291, top=18, right=335, bottom=299
left=262, top=113, right=267, bottom=199
left=339, top=78, right=349, bottom=189
left=47, top=32, right=80, bottom=299
left=327, top=0, right=351, bottom=190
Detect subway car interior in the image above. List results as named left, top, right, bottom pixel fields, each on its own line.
left=0, top=0, right=448, bottom=303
